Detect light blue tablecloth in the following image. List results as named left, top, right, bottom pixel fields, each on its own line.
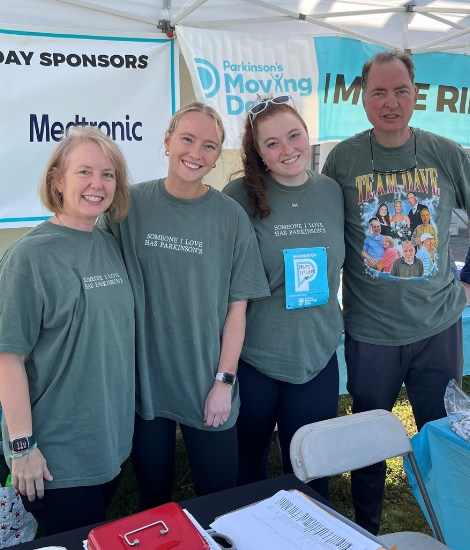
left=404, top=416, right=470, bottom=550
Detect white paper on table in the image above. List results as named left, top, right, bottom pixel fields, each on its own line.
left=210, top=490, right=382, bottom=550
left=183, top=509, right=221, bottom=550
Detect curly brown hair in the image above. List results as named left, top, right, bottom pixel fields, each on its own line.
left=234, top=101, right=308, bottom=219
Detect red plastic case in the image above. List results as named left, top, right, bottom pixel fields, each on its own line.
left=87, top=502, right=210, bottom=550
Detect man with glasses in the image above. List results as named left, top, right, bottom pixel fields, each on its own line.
left=323, top=50, right=470, bottom=535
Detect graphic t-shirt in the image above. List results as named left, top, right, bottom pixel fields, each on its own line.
left=99, top=180, right=270, bottom=430
left=323, top=129, right=469, bottom=345
left=0, top=222, right=135, bottom=489
left=223, top=172, right=344, bottom=383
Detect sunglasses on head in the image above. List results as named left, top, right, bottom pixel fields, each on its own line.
left=248, top=95, right=295, bottom=126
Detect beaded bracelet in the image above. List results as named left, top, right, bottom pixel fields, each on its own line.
left=10, top=442, right=37, bottom=459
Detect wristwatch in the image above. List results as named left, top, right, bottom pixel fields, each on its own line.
left=9, top=435, right=36, bottom=453
left=215, top=373, right=237, bottom=386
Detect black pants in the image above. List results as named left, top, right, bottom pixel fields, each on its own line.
left=131, top=414, right=238, bottom=512
left=345, top=319, right=463, bottom=535
left=236, top=354, right=339, bottom=500
left=22, top=472, right=122, bottom=536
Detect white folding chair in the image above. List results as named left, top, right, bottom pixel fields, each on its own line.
left=290, top=410, right=449, bottom=549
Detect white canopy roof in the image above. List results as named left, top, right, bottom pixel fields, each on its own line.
left=1, top=0, right=470, bottom=54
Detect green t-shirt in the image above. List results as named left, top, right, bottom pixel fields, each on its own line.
left=322, top=129, right=469, bottom=346
left=223, top=172, right=344, bottom=383
left=99, top=180, right=270, bottom=430
left=0, top=222, right=135, bottom=489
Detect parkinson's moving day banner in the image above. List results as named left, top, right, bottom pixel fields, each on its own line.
left=178, top=26, right=470, bottom=149
left=0, top=28, right=177, bottom=228
left=177, top=25, right=319, bottom=149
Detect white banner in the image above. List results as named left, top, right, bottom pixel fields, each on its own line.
left=177, top=26, right=319, bottom=150
left=0, top=28, right=178, bottom=228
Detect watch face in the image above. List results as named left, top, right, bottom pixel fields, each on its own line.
left=223, top=373, right=236, bottom=385
left=12, top=437, right=29, bottom=452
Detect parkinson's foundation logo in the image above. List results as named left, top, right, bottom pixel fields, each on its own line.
left=195, top=58, right=220, bottom=99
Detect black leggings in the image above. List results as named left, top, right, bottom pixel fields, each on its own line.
left=345, top=319, right=463, bottom=535
left=131, top=415, right=238, bottom=512
left=236, top=354, right=339, bottom=500
left=22, top=472, right=122, bottom=536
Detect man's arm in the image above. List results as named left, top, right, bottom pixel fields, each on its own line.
left=459, top=246, right=470, bottom=305
left=362, top=248, right=377, bottom=266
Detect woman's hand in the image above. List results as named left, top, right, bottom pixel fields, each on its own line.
left=204, top=381, right=232, bottom=428
left=12, top=447, right=53, bottom=501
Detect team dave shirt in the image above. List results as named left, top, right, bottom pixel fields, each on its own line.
left=323, top=129, right=469, bottom=346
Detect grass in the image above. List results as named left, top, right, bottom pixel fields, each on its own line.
left=106, top=375, right=470, bottom=536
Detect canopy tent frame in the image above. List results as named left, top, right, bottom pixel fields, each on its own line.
left=52, top=0, right=470, bottom=55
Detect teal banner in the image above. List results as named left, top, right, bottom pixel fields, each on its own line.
left=314, top=37, right=470, bottom=146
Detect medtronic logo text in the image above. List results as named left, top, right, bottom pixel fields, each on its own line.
left=195, top=58, right=220, bottom=99
left=195, top=57, right=312, bottom=115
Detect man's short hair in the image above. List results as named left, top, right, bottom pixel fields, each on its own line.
left=362, top=50, right=415, bottom=94
left=407, top=191, right=417, bottom=197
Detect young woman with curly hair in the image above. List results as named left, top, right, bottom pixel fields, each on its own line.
left=224, top=96, right=344, bottom=499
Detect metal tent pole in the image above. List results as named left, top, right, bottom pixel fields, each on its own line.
left=239, top=0, right=397, bottom=50
left=170, top=0, right=210, bottom=27
left=408, top=452, right=446, bottom=545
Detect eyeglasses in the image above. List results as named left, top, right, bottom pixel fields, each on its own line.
left=248, top=95, right=295, bottom=126
left=369, top=127, right=417, bottom=176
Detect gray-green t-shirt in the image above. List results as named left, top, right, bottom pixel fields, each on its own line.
left=322, top=129, right=469, bottom=346
left=99, top=180, right=270, bottom=430
left=223, top=172, right=344, bottom=383
left=0, top=222, right=135, bottom=489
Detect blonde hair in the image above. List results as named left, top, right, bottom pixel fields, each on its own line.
left=382, top=236, right=395, bottom=248
left=166, top=102, right=225, bottom=149
left=38, top=126, right=131, bottom=221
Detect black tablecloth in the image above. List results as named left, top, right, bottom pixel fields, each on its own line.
left=14, top=474, right=333, bottom=549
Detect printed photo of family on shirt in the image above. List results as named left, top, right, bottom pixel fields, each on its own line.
left=362, top=192, right=438, bottom=279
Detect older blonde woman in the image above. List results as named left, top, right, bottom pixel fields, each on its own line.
left=0, top=127, right=134, bottom=536
left=377, top=236, right=400, bottom=273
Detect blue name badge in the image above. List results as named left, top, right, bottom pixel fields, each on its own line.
left=284, top=247, right=329, bottom=309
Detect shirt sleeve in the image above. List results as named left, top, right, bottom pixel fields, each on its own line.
left=228, top=212, right=271, bottom=303
left=0, top=269, right=44, bottom=355
left=451, top=145, right=470, bottom=214
left=321, top=148, right=337, bottom=181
